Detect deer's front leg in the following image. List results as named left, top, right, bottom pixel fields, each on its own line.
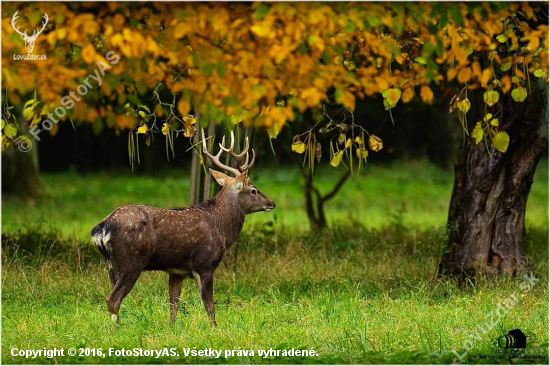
left=197, top=271, right=216, bottom=326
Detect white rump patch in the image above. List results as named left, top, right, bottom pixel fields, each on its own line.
left=92, top=232, right=102, bottom=247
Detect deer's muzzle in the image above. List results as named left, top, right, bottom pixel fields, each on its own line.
left=263, top=202, right=276, bottom=211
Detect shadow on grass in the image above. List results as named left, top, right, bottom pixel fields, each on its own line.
left=3, top=219, right=547, bottom=280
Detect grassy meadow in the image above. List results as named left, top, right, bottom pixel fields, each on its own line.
left=2, top=160, right=548, bottom=364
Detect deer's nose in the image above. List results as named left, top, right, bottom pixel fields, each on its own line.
left=271, top=202, right=276, bottom=208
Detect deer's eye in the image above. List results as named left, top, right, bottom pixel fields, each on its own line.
left=250, top=188, right=257, bottom=196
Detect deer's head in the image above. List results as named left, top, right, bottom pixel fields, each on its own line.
left=11, top=11, right=48, bottom=54
left=202, top=129, right=276, bottom=214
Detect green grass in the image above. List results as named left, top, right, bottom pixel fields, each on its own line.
left=3, top=159, right=547, bottom=238
left=2, top=160, right=548, bottom=364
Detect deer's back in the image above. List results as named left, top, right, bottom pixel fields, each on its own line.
left=93, top=204, right=222, bottom=275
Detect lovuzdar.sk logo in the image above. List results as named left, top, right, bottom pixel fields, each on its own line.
left=11, top=10, right=48, bottom=61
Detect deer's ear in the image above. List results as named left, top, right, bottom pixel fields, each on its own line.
left=209, top=169, right=232, bottom=186
left=234, top=172, right=247, bottom=183
left=232, top=172, right=248, bottom=191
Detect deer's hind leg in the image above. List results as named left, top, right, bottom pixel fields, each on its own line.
left=106, top=265, right=144, bottom=324
left=108, top=269, right=117, bottom=287
left=168, top=274, right=184, bottom=324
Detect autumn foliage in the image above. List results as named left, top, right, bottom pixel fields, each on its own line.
left=1, top=2, right=548, bottom=164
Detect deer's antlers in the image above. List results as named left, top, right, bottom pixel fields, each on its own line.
left=201, top=128, right=256, bottom=177
left=11, top=11, right=48, bottom=39
left=218, top=131, right=255, bottom=173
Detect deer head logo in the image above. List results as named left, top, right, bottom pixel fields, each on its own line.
left=11, top=11, right=49, bottom=54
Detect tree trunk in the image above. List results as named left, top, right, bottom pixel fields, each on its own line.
left=439, top=84, right=548, bottom=277
left=189, top=115, right=200, bottom=206
left=1, top=124, right=42, bottom=201
left=202, top=121, right=215, bottom=200
left=303, top=167, right=350, bottom=231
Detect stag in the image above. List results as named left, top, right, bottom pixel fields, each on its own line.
left=11, top=11, right=48, bottom=53
left=91, top=129, right=275, bottom=325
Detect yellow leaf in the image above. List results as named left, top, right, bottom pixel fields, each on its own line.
left=511, top=87, right=527, bottom=102
left=526, top=34, right=540, bottom=51
left=4, top=124, right=17, bottom=138
left=2, top=135, right=10, bottom=152
left=385, top=88, right=401, bottom=108
left=501, top=76, right=512, bottom=94
left=415, top=57, right=427, bottom=64
left=447, top=68, right=458, bottom=82
left=493, top=131, right=510, bottom=152
left=496, top=34, right=508, bottom=43
left=481, top=68, right=493, bottom=87
left=267, top=122, right=279, bottom=139
left=457, top=98, right=471, bottom=114
left=343, top=60, right=356, bottom=71
left=457, top=67, right=472, bottom=83
left=230, top=114, right=243, bottom=125
left=292, top=141, right=306, bottom=154
left=49, top=123, right=59, bottom=137
left=356, top=147, right=368, bottom=159
left=183, top=123, right=196, bottom=137
left=177, top=99, right=191, bottom=116
left=402, top=87, right=414, bottom=103
left=500, top=62, right=512, bottom=72
left=251, top=24, right=271, bottom=37
left=183, top=115, right=197, bottom=124
left=368, top=135, right=383, bottom=152
left=82, top=44, right=96, bottom=64
left=471, top=122, right=483, bottom=144
left=162, top=123, right=169, bottom=135
left=483, top=90, right=499, bottom=106
left=345, top=138, right=352, bottom=149
left=338, top=133, right=346, bottom=145
left=23, top=107, right=34, bottom=121
left=338, top=90, right=355, bottom=110
left=355, top=136, right=363, bottom=145
left=24, top=99, right=36, bottom=108
left=490, top=118, right=499, bottom=126
left=330, top=150, right=344, bottom=167
left=137, top=125, right=148, bottom=134
left=31, top=114, right=41, bottom=127
left=420, top=86, right=434, bottom=104
left=483, top=113, right=493, bottom=122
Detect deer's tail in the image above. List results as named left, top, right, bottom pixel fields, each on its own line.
left=91, top=220, right=117, bottom=270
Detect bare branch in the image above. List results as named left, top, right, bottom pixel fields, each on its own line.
left=321, top=170, right=351, bottom=203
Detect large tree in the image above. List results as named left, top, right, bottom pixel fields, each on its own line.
left=2, top=2, right=548, bottom=274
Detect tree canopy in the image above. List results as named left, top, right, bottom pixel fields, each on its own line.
left=2, top=2, right=548, bottom=166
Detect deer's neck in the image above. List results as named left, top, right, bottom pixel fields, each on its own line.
left=210, top=191, right=246, bottom=247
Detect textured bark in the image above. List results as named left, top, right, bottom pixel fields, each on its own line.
left=1, top=124, right=42, bottom=200
left=439, top=84, right=548, bottom=276
left=202, top=121, right=216, bottom=200
left=189, top=130, right=200, bottom=206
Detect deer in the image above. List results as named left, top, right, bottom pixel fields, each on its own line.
left=11, top=11, right=49, bottom=54
left=91, top=129, right=275, bottom=326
